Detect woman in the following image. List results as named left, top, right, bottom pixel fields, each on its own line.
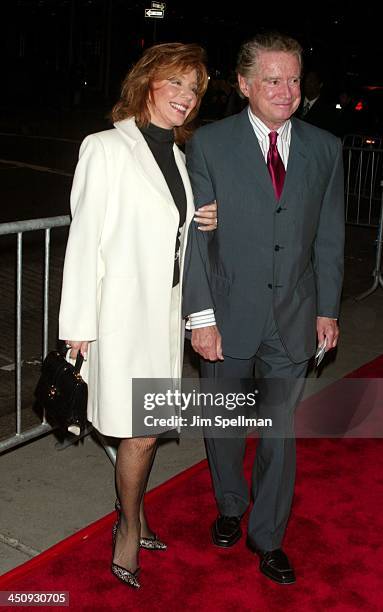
left=58, top=43, right=216, bottom=588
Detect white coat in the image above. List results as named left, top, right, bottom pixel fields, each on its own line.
left=59, top=118, right=196, bottom=437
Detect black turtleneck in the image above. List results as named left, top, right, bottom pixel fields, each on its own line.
left=139, top=123, right=187, bottom=287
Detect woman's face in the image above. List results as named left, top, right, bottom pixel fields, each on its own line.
left=148, top=68, right=198, bottom=129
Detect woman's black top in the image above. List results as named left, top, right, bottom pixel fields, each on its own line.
left=140, top=123, right=187, bottom=287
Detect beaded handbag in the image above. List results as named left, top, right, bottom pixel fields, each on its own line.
left=34, top=346, right=88, bottom=436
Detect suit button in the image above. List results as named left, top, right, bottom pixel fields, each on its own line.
left=274, top=245, right=280, bottom=251
left=267, top=283, right=272, bottom=289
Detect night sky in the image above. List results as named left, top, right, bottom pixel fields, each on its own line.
left=2, top=1, right=382, bottom=109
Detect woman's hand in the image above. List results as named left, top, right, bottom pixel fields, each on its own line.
left=194, top=200, right=218, bottom=231
left=65, top=341, right=89, bottom=360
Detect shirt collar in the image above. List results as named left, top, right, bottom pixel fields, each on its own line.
left=304, top=95, right=319, bottom=108
left=248, top=107, right=290, bottom=143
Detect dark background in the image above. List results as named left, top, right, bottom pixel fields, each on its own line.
left=2, top=1, right=382, bottom=118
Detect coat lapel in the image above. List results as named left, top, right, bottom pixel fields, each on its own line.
left=114, top=118, right=180, bottom=223
left=174, top=146, right=195, bottom=225
left=174, top=145, right=195, bottom=281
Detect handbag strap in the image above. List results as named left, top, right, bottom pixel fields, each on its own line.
left=74, top=351, right=84, bottom=373
left=59, top=341, right=84, bottom=373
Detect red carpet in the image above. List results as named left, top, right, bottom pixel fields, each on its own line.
left=295, top=355, right=383, bottom=438
left=1, top=357, right=383, bottom=611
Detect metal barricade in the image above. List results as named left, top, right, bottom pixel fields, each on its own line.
left=0, top=216, right=70, bottom=452
left=0, top=216, right=117, bottom=463
left=343, top=135, right=383, bottom=298
left=343, top=135, right=383, bottom=227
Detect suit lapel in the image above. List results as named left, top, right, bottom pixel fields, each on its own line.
left=234, top=111, right=310, bottom=207
left=233, top=109, right=276, bottom=201
left=280, top=119, right=309, bottom=204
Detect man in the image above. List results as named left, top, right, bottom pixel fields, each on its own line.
left=183, top=32, right=344, bottom=584
left=297, top=69, right=337, bottom=132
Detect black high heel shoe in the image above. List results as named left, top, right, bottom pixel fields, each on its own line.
left=114, top=499, right=167, bottom=551
left=111, top=517, right=141, bottom=588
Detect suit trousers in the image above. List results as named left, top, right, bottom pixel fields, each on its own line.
left=200, top=314, right=309, bottom=551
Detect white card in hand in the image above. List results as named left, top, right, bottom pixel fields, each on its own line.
left=315, top=338, right=327, bottom=367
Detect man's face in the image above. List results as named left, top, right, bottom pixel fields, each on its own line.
left=238, top=51, right=301, bottom=130
left=303, top=71, right=322, bottom=101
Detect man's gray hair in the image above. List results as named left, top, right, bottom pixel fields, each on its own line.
left=236, top=31, right=303, bottom=79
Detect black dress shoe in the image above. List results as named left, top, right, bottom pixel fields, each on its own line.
left=211, top=515, right=242, bottom=547
left=253, top=547, right=296, bottom=584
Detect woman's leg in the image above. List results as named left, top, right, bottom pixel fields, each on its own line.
left=139, top=445, right=157, bottom=538
left=114, top=436, right=157, bottom=571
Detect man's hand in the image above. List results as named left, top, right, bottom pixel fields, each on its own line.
left=316, top=317, right=339, bottom=350
left=191, top=325, right=224, bottom=361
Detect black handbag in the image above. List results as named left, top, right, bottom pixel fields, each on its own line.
left=34, top=345, right=88, bottom=436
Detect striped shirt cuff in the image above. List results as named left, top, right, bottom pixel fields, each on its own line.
left=186, top=309, right=216, bottom=330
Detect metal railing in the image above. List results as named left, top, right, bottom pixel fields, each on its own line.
left=343, top=135, right=383, bottom=299
left=343, top=134, right=383, bottom=227
left=0, top=216, right=69, bottom=453
left=0, top=215, right=117, bottom=464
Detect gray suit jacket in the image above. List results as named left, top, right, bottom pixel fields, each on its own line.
left=182, top=108, right=345, bottom=363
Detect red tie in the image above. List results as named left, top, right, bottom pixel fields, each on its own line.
left=267, top=131, right=285, bottom=200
